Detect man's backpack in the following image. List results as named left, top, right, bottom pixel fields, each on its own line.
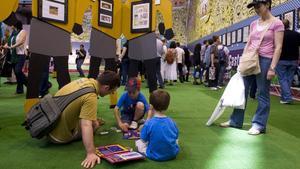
left=22, top=87, right=96, bottom=139
left=166, top=49, right=175, bottom=64
left=218, top=46, right=227, bottom=64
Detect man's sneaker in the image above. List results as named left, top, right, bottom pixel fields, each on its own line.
left=129, top=121, right=138, bottom=130
left=280, top=100, right=292, bottom=104
left=210, top=87, right=218, bottom=91
left=217, top=86, right=223, bottom=89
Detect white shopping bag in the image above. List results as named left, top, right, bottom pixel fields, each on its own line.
left=206, top=72, right=245, bottom=126
left=221, top=72, right=245, bottom=108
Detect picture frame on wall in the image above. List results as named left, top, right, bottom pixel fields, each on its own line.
left=222, top=34, right=226, bottom=46
left=297, top=8, right=300, bottom=28
left=131, top=1, right=152, bottom=33
left=100, top=0, right=113, bottom=12
left=237, top=28, right=242, bottom=43
left=99, top=0, right=114, bottom=28
left=227, top=32, right=231, bottom=46
left=275, top=14, right=282, bottom=20
left=38, top=0, right=68, bottom=23
left=231, top=31, right=236, bottom=44
left=243, top=26, right=250, bottom=43
left=283, top=10, right=295, bottom=30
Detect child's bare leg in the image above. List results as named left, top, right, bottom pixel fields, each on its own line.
left=134, top=102, right=145, bottom=121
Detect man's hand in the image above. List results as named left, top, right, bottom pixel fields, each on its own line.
left=81, top=153, right=101, bottom=169
left=119, top=122, right=129, bottom=132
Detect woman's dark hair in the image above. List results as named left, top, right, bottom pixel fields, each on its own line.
left=208, top=39, right=214, bottom=45
left=97, top=71, right=120, bottom=90
left=282, top=19, right=290, bottom=30
left=169, top=41, right=177, bottom=49
left=194, top=43, right=202, bottom=55
left=260, top=1, right=272, bottom=10
left=13, top=21, right=23, bottom=31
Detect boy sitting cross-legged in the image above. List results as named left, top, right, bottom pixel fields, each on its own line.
left=114, top=77, right=151, bottom=132
left=136, top=90, right=179, bottom=161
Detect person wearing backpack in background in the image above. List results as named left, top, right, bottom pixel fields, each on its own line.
left=165, top=41, right=177, bottom=86
left=204, top=39, right=214, bottom=87
left=48, top=71, right=120, bottom=168
left=209, top=36, right=221, bottom=90
left=217, top=41, right=230, bottom=87
left=192, top=43, right=202, bottom=85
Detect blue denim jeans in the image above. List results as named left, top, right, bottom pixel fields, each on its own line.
left=155, top=57, right=164, bottom=87
left=76, top=59, right=85, bottom=77
left=121, top=58, right=129, bottom=85
left=218, top=63, right=226, bottom=86
left=13, top=55, right=27, bottom=93
left=230, top=56, right=272, bottom=131
left=275, top=60, right=298, bottom=102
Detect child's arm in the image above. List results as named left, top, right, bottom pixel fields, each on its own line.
left=146, top=105, right=154, bottom=121
left=114, top=106, right=129, bottom=132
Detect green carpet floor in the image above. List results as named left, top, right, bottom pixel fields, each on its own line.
left=0, top=75, right=300, bottom=169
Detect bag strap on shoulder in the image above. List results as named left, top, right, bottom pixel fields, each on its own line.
left=54, top=87, right=96, bottom=111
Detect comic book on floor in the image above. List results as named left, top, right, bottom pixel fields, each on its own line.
left=96, top=144, right=145, bottom=164
left=123, top=130, right=140, bottom=140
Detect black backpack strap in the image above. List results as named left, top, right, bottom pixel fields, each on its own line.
left=54, top=87, right=96, bottom=111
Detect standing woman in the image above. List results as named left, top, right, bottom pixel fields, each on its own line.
left=183, top=46, right=192, bottom=82
left=164, top=41, right=177, bottom=86
left=220, top=0, right=284, bottom=135
left=5, top=21, right=28, bottom=94
left=192, top=43, right=202, bottom=85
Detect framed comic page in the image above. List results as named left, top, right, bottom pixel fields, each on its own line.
left=231, top=30, right=236, bottom=44
left=131, top=1, right=152, bottom=33
left=38, top=0, right=68, bottom=23
left=284, top=10, right=295, bottom=30
left=226, top=32, right=231, bottom=46
left=243, top=26, right=250, bottom=43
left=99, top=0, right=114, bottom=28
left=237, top=28, right=242, bottom=43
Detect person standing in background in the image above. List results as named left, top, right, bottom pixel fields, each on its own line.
left=175, top=42, right=185, bottom=83
left=120, top=41, right=129, bottom=86
left=217, top=41, right=230, bottom=87
left=161, top=38, right=168, bottom=82
left=76, top=44, right=87, bottom=77
left=156, top=36, right=165, bottom=89
left=4, top=21, right=28, bottom=94
left=192, top=43, right=202, bottom=85
left=183, top=46, right=192, bottom=82
left=276, top=19, right=300, bottom=104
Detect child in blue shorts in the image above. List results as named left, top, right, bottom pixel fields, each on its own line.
left=136, top=90, right=179, bottom=161
left=114, top=77, right=151, bottom=132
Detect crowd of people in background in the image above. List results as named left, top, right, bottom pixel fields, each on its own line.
left=0, top=17, right=300, bottom=105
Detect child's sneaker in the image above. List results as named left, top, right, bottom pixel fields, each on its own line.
left=129, top=121, right=138, bottom=130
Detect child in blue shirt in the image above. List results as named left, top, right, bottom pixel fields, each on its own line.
left=114, top=77, right=150, bottom=132
left=136, top=90, right=179, bottom=161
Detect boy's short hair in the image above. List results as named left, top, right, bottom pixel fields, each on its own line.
left=97, top=71, right=120, bottom=90
left=150, top=90, right=170, bottom=112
